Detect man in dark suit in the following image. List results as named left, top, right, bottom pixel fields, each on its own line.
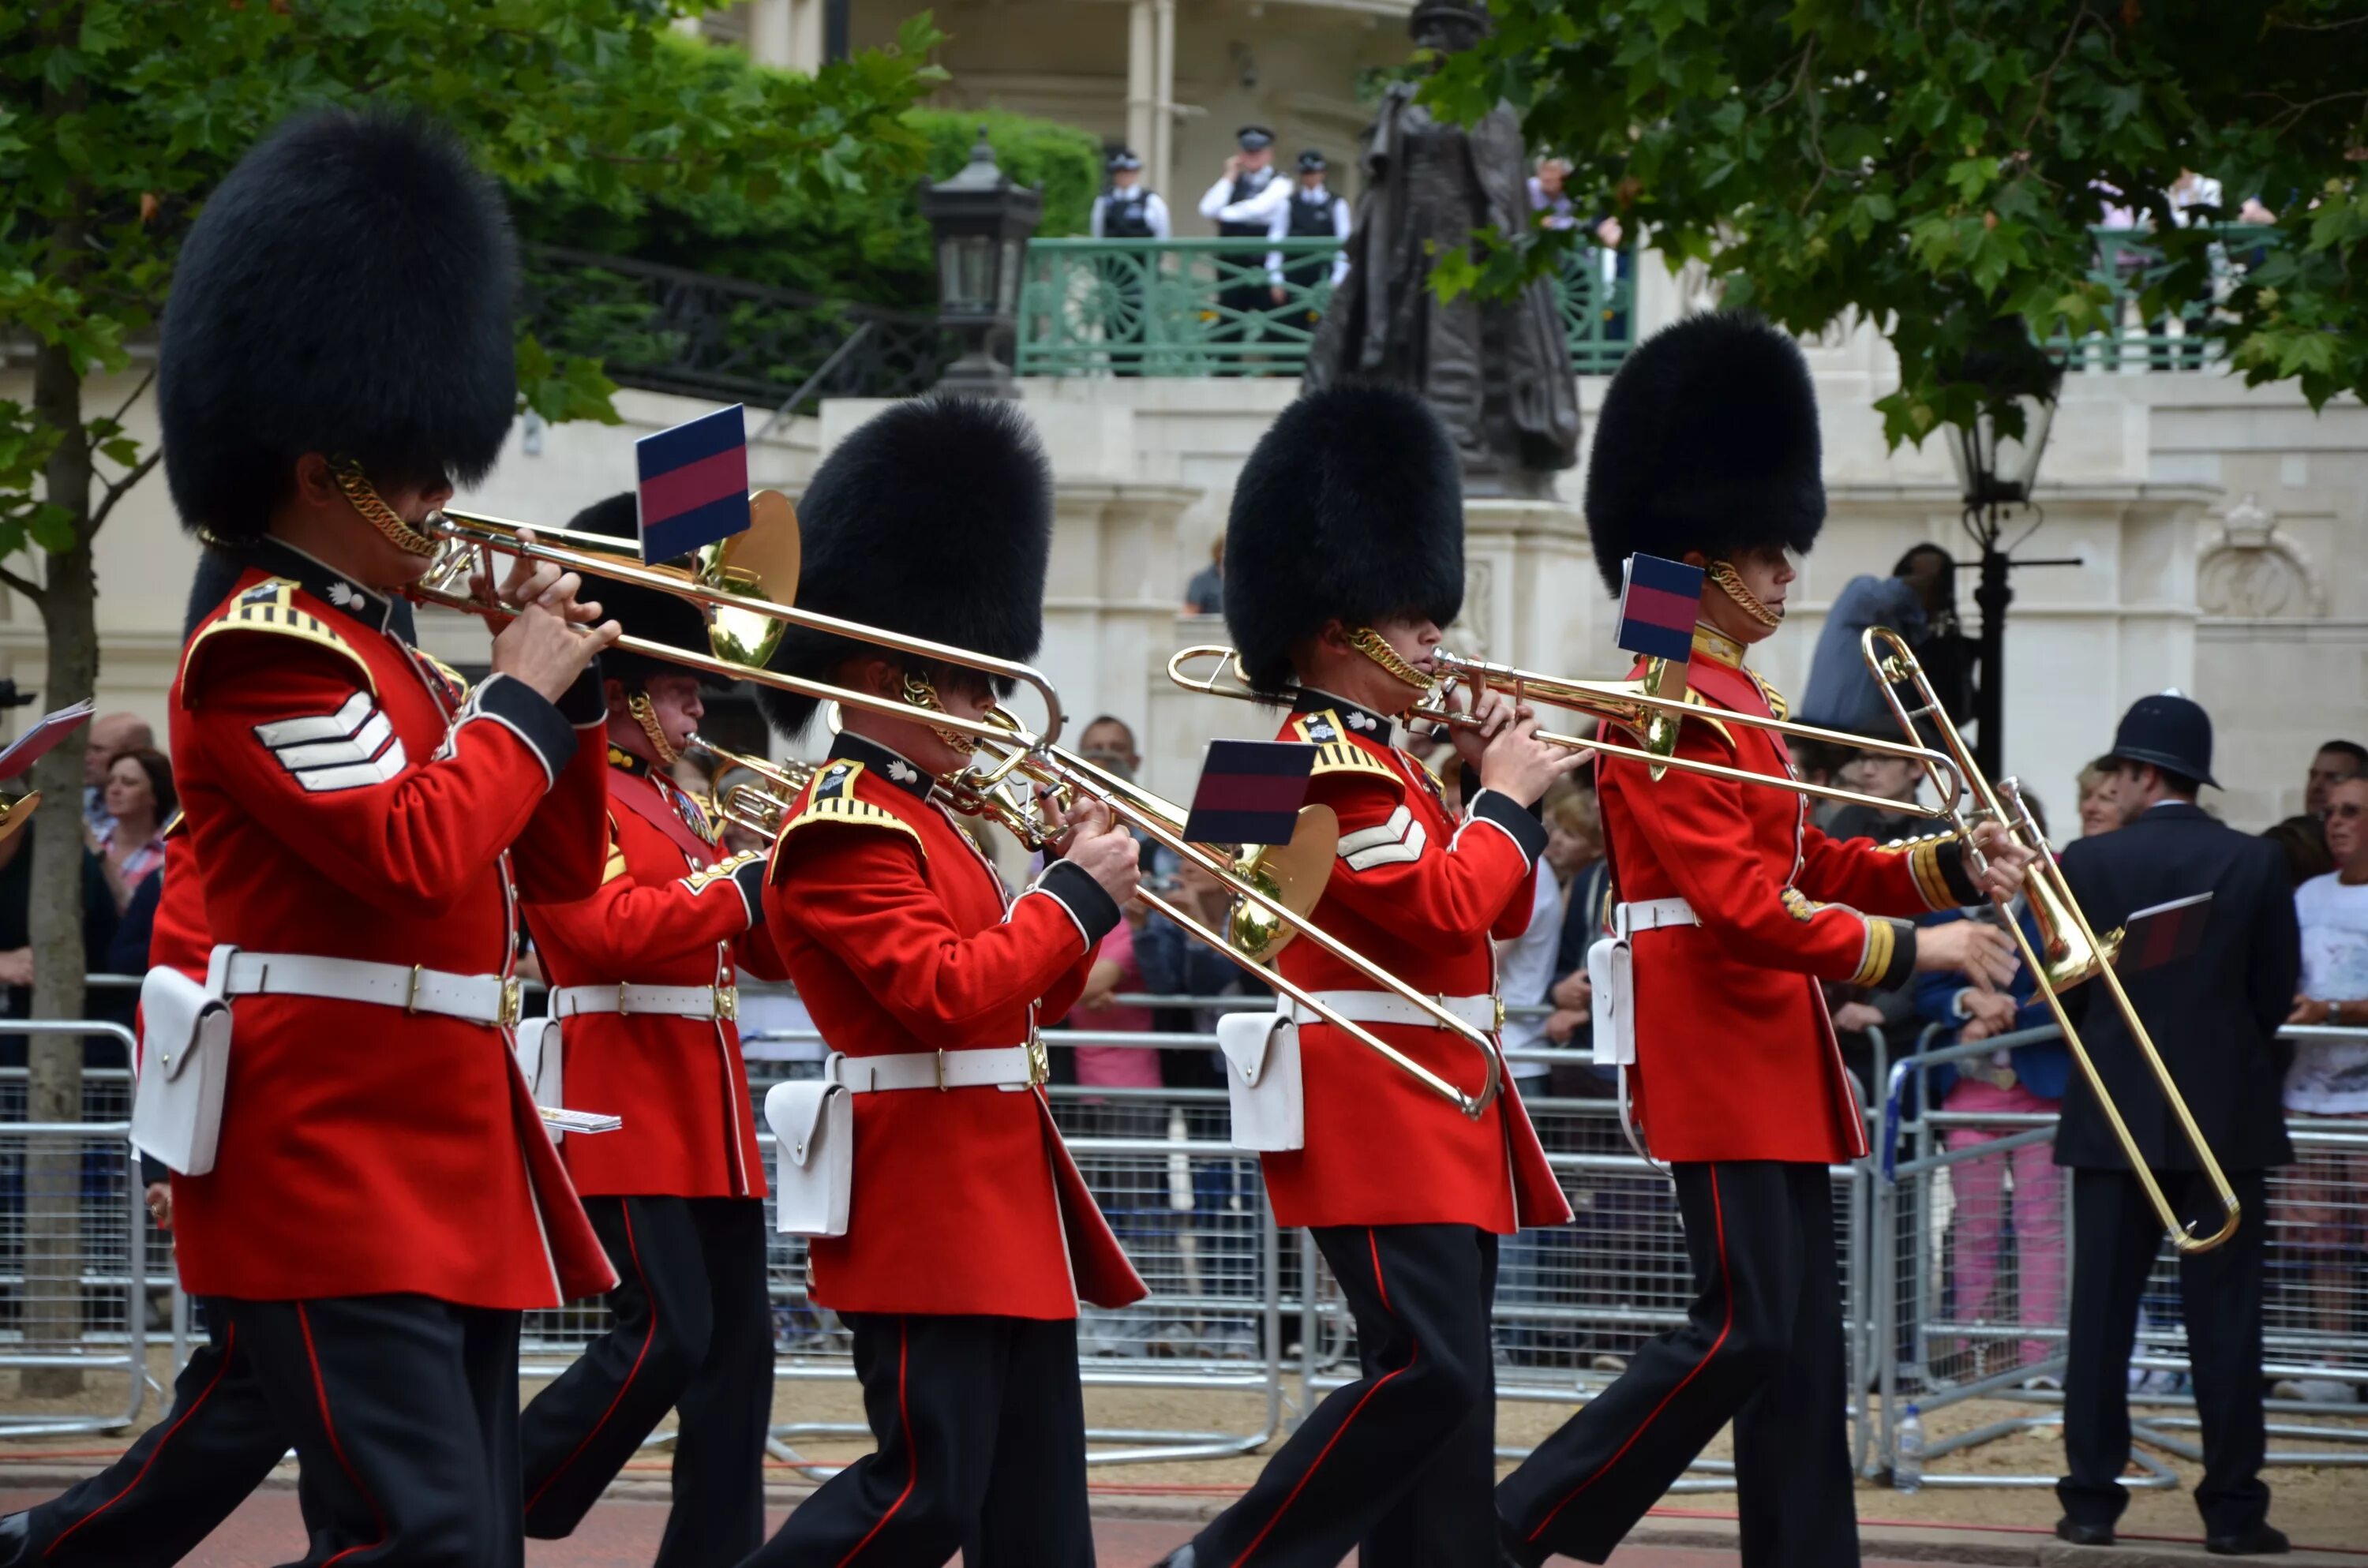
left=2051, top=693, right=2299, bottom=1557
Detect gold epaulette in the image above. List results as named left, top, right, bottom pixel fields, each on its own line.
left=1291, top=710, right=1397, bottom=782
left=766, top=761, right=923, bottom=879
left=178, top=578, right=375, bottom=705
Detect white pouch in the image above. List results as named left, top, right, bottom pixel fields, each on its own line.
left=129, top=946, right=235, bottom=1177
left=766, top=1057, right=852, bottom=1237
left=1216, top=1007, right=1302, bottom=1151
left=512, top=1017, right=564, bottom=1141
left=1587, top=936, right=1635, bottom=1068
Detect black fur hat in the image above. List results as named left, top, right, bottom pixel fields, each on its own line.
left=758, top=398, right=1053, bottom=738
left=159, top=110, right=519, bottom=545
left=1223, top=383, right=1463, bottom=697
left=1583, top=312, right=1824, bottom=597
left=565, top=493, right=733, bottom=690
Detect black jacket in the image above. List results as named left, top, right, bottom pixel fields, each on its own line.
left=2052, top=802, right=2299, bottom=1173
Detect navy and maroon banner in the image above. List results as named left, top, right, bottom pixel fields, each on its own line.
left=1182, top=739, right=1319, bottom=846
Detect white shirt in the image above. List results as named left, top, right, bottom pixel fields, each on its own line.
left=1265, top=185, right=1351, bottom=285
left=1493, top=871, right=1565, bottom=1080
left=1200, top=168, right=1288, bottom=225
left=738, top=989, right=823, bottom=1062
left=1088, top=190, right=1171, bottom=239
left=2287, top=872, right=2368, bottom=1113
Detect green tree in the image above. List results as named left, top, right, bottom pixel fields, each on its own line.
left=0, top=0, right=939, bottom=1393
left=1423, top=0, right=2368, bottom=440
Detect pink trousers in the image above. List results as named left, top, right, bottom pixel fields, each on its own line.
left=1943, top=1077, right=2066, bottom=1366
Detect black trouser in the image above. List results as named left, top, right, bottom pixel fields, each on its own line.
left=737, top=1312, right=1092, bottom=1568
left=6, top=1298, right=286, bottom=1565
left=223, top=1293, right=523, bottom=1567
left=1186, top=1224, right=1499, bottom=1568
left=1498, top=1162, right=1857, bottom=1568
left=521, top=1196, right=774, bottom=1566
left=2059, top=1166, right=2271, bottom=1536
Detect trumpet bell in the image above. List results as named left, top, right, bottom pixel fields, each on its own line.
left=1229, top=805, right=1339, bottom=963
left=2026, top=871, right=2126, bottom=991
left=701, top=490, right=801, bottom=670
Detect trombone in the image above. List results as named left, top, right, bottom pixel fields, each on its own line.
left=1168, top=645, right=1967, bottom=820
left=941, top=715, right=1505, bottom=1119
left=1862, top=626, right=2240, bottom=1254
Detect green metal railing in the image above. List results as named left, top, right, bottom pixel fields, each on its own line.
left=2066, top=225, right=2273, bottom=372
left=1014, top=237, right=1634, bottom=379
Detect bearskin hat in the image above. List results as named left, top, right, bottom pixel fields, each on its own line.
left=159, top=110, right=519, bottom=545
left=1223, top=383, right=1463, bottom=698
left=757, top=398, right=1053, bottom=739
left=1583, top=312, right=1824, bottom=597
left=564, top=493, right=734, bottom=690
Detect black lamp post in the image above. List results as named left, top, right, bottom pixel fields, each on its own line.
left=1943, top=323, right=2067, bottom=780
left=917, top=129, right=1043, bottom=398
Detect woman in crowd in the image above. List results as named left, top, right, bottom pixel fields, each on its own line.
left=90, top=747, right=174, bottom=915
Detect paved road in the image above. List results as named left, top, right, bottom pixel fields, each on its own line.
left=2, top=1488, right=1948, bottom=1566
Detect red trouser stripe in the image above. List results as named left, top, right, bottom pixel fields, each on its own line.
left=1527, top=1166, right=1735, bottom=1542
left=1228, top=1229, right=1415, bottom=1568
left=299, top=1304, right=390, bottom=1568
left=837, top=1319, right=917, bottom=1566
left=43, top=1322, right=241, bottom=1560
left=526, top=1200, right=658, bottom=1514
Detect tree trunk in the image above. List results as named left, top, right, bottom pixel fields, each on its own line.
left=21, top=339, right=96, bottom=1398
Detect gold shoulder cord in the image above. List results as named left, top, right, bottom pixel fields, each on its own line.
left=1707, top=561, right=1782, bottom=629
left=1346, top=627, right=1432, bottom=698
left=331, top=458, right=438, bottom=558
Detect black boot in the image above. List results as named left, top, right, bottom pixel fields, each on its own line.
left=2206, top=1523, right=2291, bottom=1556
left=2055, top=1517, right=2115, bottom=1547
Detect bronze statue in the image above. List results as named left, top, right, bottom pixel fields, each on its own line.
left=1306, top=0, right=1581, bottom=500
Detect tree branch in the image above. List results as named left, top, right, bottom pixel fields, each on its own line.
left=2245, top=86, right=2368, bottom=133
left=2020, top=5, right=2093, bottom=144
left=103, top=367, right=155, bottom=432
left=0, top=564, right=45, bottom=606
left=89, top=451, right=163, bottom=536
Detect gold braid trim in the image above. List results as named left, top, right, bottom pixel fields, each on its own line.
left=1849, top=916, right=1898, bottom=988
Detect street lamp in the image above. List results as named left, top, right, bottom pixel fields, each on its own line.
left=1943, top=322, right=2067, bottom=780
left=917, top=129, right=1043, bottom=398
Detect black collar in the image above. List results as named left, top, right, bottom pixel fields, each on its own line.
left=1291, top=687, right=1393, bottom=739
left=828, top=732, right=938, bottom=799
left=242, top=537, right=414, bottom=642
left=605, top=743, right=652, bottom=780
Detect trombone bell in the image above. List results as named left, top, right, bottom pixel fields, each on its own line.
left=701, top=491, right=801, bottom=669
left=1228, top=805, right=1338, bottom=962
left=2026, top=873, right=2124, bottom=992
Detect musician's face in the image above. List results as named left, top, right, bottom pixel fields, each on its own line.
left=1691, top=545, right=1794, bottom=645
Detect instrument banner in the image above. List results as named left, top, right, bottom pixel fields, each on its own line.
left=1617, top=552, right=1705, bottom=662
left=1182, top=739, right=1318, bottom=846
left=636, top=405, right=751, bottom=562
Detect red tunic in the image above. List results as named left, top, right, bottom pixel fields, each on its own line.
left=761, top=735, right=1147, bottom=1319
left=1257, top=697, right=1571, bottom=1233
left=525, top=750, right=784, bottom=1199
left=1602, top=638, right=1980, bottom=1165
left=167, top=545, right=617, bottom=1308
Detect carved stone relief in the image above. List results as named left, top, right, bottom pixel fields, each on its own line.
left=2196, top=495, right=2323, bottom=618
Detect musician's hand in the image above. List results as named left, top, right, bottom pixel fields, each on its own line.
left=1064, top=815, right=1143, bottom=907
left=1915, top=919, right=2018, bottom=989
left=470, top=530, right=607, bottom=626
left=1478, top=709, right=1591, bottom=808
left=1965, top=822, right=2036, bottom=901
left=491, top=601, right=620, bottom=704
left=1443, top=684, right=1508, bottom=771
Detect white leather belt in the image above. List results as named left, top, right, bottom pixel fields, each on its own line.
left=1615, top=897, right=1699, bottom=937
left=220, top=952, right=521, bottom=1028
left=1287, top=990, right=1501, bottom=1032
left=834, top=1042, right=1047, bottom=1095
left=553, top=982, right=737, bottom=1023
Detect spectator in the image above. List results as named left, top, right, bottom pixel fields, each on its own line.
left=1493, top=799, right=1569, bottom=1360
left=2074, top=758, right=2124, bottom=840
left=79, top=711, right=152, bottom=842
left=0, top=806, right=118, bottom=1027
left=1917, top=799, right=2070, bottom=1390
left=1822, top=741, right=1935, bottom=1089
left=2051, top=694, right=2299, bottom=1555
left=1798, top=544, right=1961, bottom=735
left=1182, top=537, right=1224, bottom=616
left=89, top=747, right=172, bottom=915
left=1528, top=155, right=1576, bottom=230
left=2278, top=773, right=2368, bottom=1404
left=2261, top=815, right=2336, bottom=889
left=1823, top=735, right=1931, bottom=844
left=1542, top=782, right=1610, bottom=1095
left=2305, top=739, right=2366, bottom=820
left=1790, top=737, right=1853, bottom=833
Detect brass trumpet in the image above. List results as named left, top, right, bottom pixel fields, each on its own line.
left=1863, top=627, right=2239, bottom=1254
left=684, top=734, right=814, bottom=842
left=1167, top=645, right=1967, bottom=820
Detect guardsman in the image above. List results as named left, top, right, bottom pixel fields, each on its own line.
left=159, top=110, right=621, bottom=1564
left=516, top=493, right=788, bottom=1566
left=1158, top=384, right=1583, bottom=1568
left=737, top=398, right=1145, bottom=1568
left=1494, top=312, right=2030, bottom=1568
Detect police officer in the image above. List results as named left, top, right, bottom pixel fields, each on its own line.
left=1494, top=312, right=2032, bottom=1568
left=737, top=398, right=1145, bottom=1568
left=1091, top=147, right=1171, bottom=239
left=1267, top=148, right=1350, bottom=327
left=1200, top=125, right=1288, bottom=358
left=157, top=110, right=620, bottom=1565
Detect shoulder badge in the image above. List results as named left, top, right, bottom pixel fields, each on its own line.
left=1677, top=687, right=1737, bottom=749
left=410, top=650, right=471, bottom=707
left=601, top=813, right=629, bottom=885
left=178, top=578, right=376, bottom=706
left=1748, top=672, right=1790, bottom=722
left=767, top=760, right=924, bottom=878
left=1291, top=709, right=1398, bottom=783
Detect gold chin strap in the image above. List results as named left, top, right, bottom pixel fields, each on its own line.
left=901, top=670, right=976, bottom=756
left=1708, top=561, right=1783, bottom=628
left=628, top=690, right=682, bottom=767
left=331, top=458, right=438, bottom=558
left=1347, top=627, right=1432, bottom=697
